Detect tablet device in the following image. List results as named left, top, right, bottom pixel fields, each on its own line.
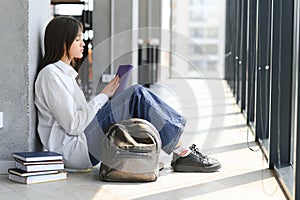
left=114, top=64, right=133, bottom=97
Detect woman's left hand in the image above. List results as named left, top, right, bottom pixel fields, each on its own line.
left=100, top=76, right=120, bottom=98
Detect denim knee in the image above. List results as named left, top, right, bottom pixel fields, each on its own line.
left=128, top=84, right=147, bottom=96
left=131, top=84, right=144, bottom=92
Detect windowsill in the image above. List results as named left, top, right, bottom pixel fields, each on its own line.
left=274, top=163, right=294, bottom=200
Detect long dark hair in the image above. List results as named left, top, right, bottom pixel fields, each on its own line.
left=39, top=16, right=83, bottom=71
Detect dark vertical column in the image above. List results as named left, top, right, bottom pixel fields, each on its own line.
left=138, top=41, right=143, bottom=67
left=255, top=0, right=272, bottom=146
left=246, top=0, right=257, bottom=124
left=154, top=43, right=159, bottom=82
left=235, top=0, right=241, bottom=102
left=269, top=0, right=293, bottom=167
left=229, top=0, right=237, bottom=91
left=240, top=0, right=248, bottom=111
left=147, top=42, right=154, bottom=84
left=225, top=0, right=231, bottom=84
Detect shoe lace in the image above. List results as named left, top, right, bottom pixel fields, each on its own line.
left=190, top=144, right=207, bottom=159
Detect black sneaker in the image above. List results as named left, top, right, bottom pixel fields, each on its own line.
left=171, top=144, right=221, bottom=172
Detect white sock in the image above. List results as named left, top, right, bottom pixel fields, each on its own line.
left=173, top=146, right=191, bottom=157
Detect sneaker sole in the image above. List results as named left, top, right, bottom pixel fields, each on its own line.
left=173, top=164, right=221, bottom=172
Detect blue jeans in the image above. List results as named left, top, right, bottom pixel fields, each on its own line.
left=84, top=84, right=186, bottom=165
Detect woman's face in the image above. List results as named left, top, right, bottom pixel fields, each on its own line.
left=69, top=31, right=85, bottom=59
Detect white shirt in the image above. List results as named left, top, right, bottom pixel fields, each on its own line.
left=35, top=60, right=108, bottom=168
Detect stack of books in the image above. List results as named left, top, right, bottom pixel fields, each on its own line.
left=8, top=151, right=67, bottom=184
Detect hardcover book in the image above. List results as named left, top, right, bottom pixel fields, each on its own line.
left=15, top=160, right=64, bottom=172
left=8, top=171, right=67, bottom=184
left=14, top=158, right=64, bottom=166
left=13, top=151, right=63, bottom=162
left=8, top=168, right=60, bottom=177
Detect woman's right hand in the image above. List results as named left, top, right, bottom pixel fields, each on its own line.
left=100, top=76, right=120, bottom=98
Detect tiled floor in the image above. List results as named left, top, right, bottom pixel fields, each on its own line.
left=0, top=78, right=287, bottom=200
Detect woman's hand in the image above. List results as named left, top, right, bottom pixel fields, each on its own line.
left=101, top=76, right=120, bottom=98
